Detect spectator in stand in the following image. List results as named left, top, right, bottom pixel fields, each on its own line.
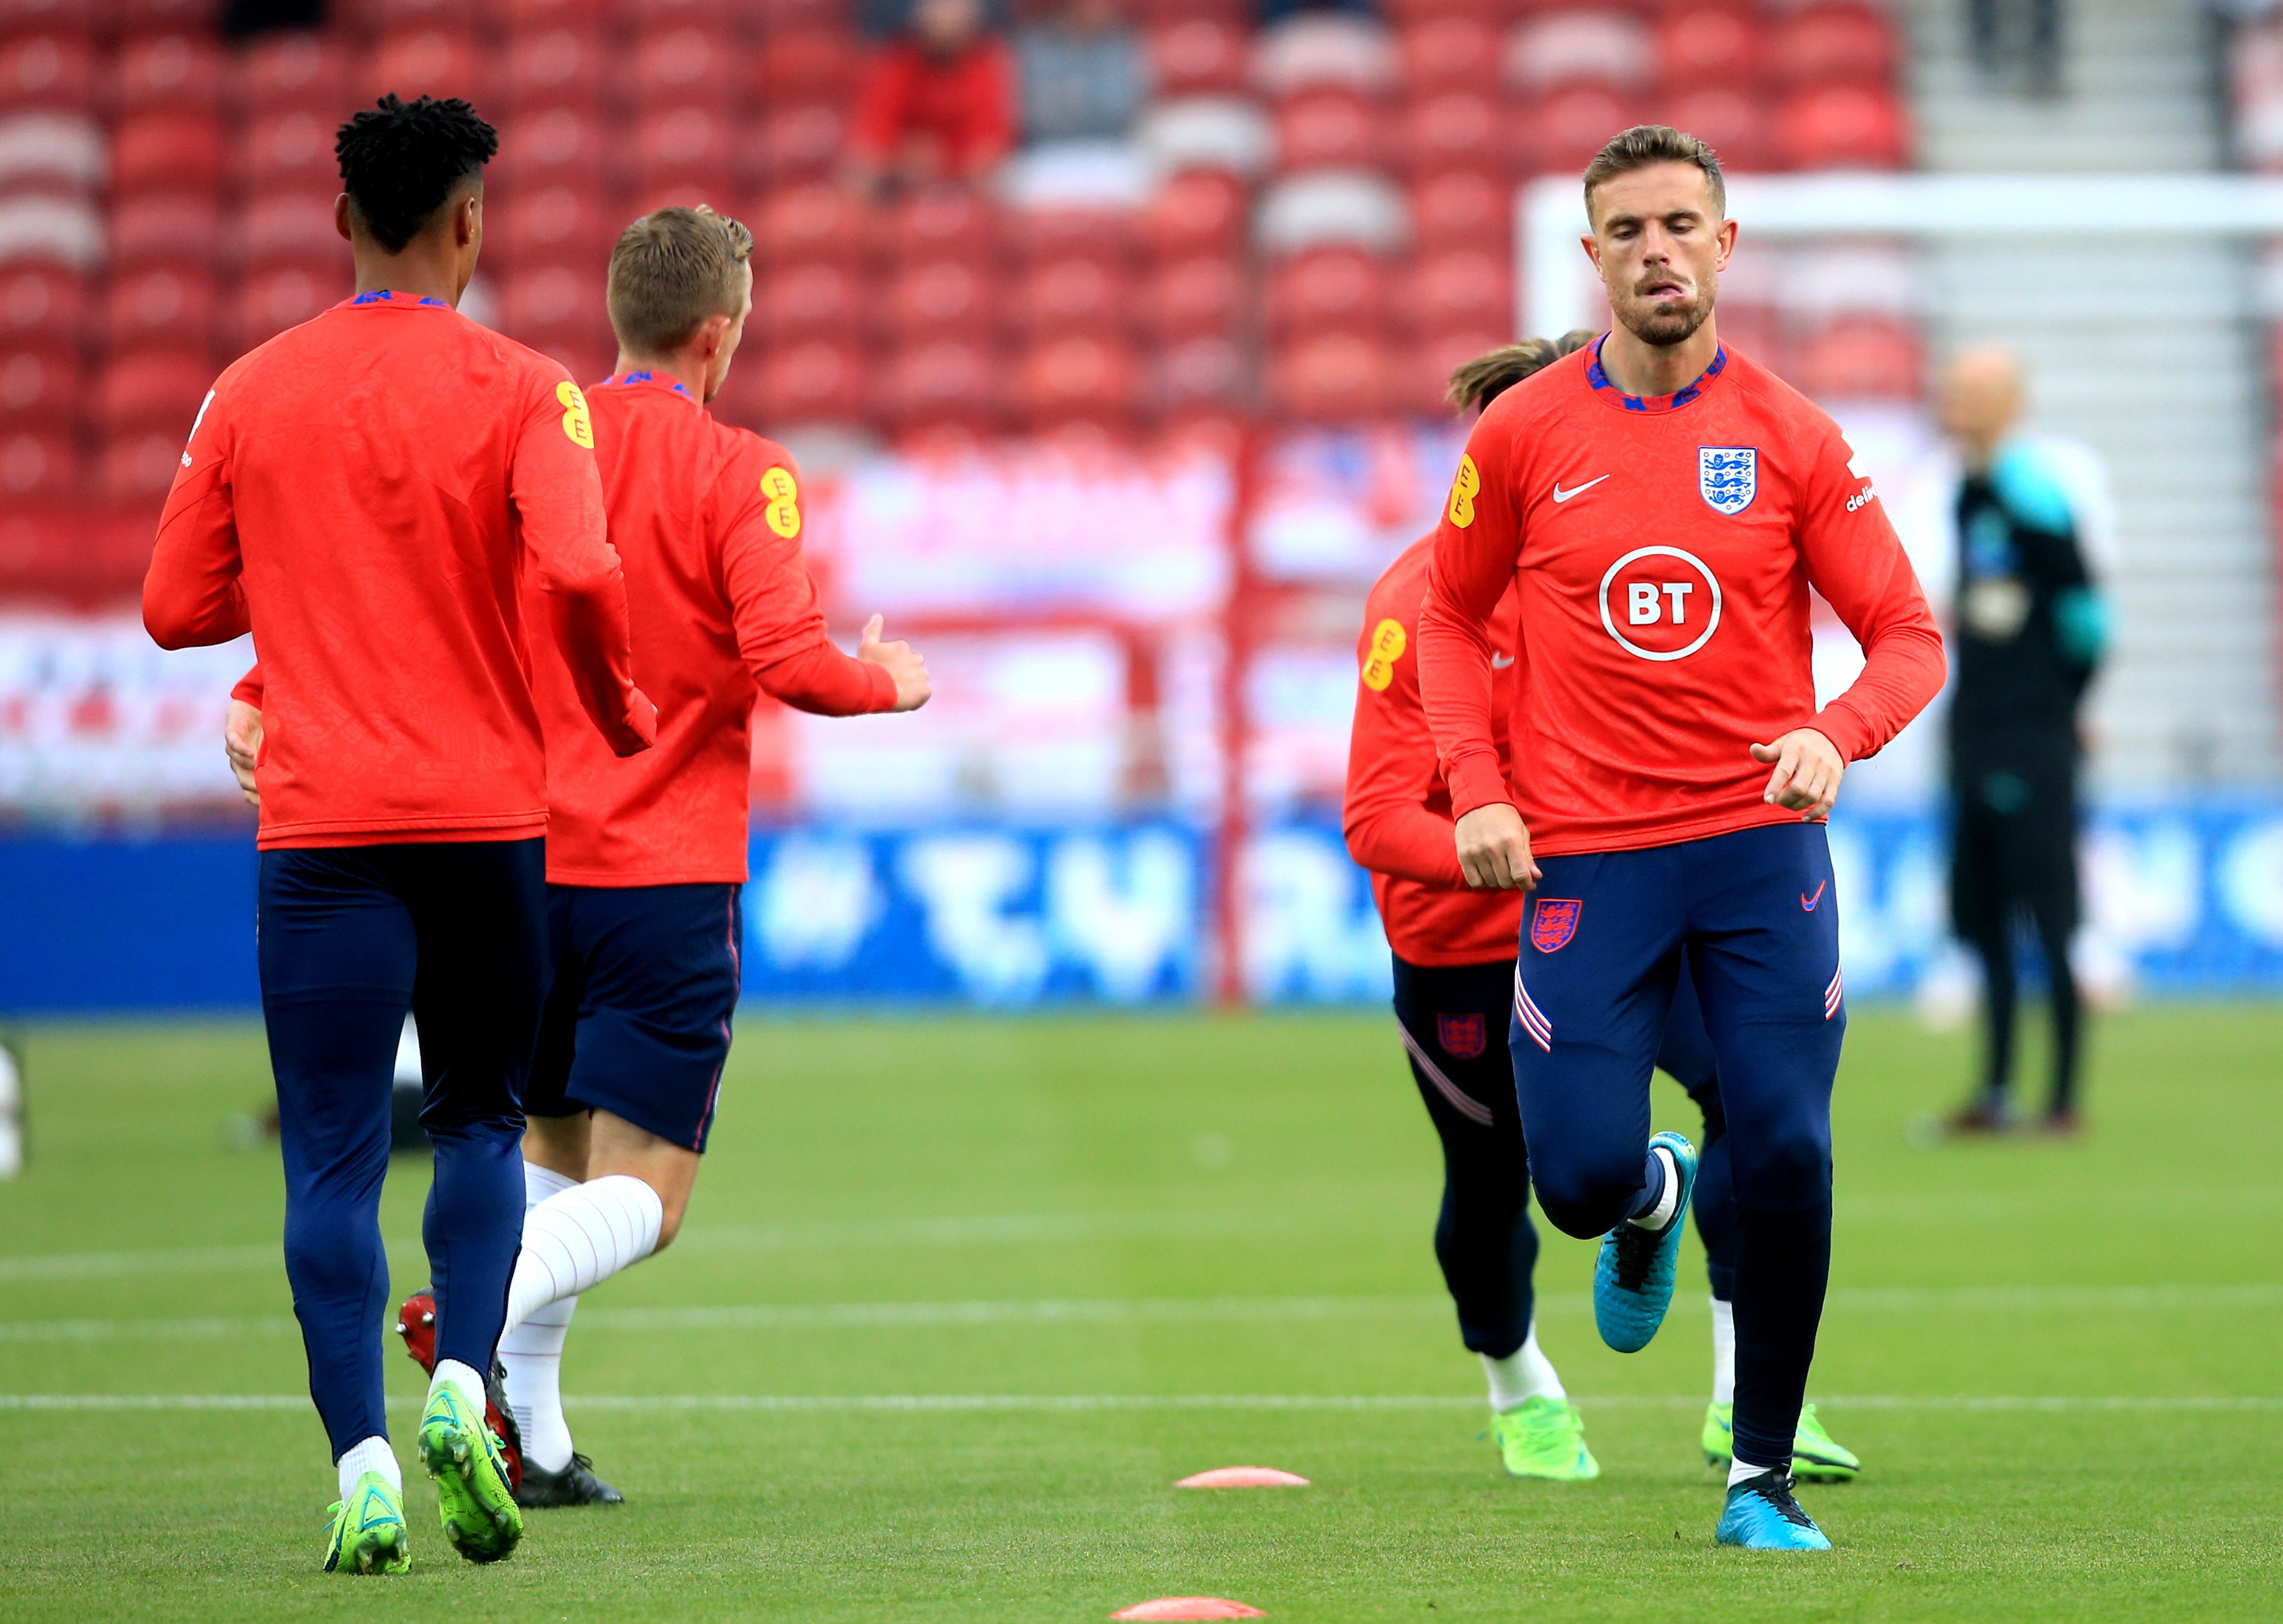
left=847, top=0, right=1017, bottom=195
left=1970, top=0, right=2064, bottom=95
left=1258, top=0, right=1378, bottom=28
left=1016, top=0, right=1146, bottom=145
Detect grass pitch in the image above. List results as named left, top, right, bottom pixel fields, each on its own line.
left=1, top=1006, right=2279, bottom=1621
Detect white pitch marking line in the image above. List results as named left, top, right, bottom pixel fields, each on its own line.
left=2, top=1393, right=2278, bottom=1414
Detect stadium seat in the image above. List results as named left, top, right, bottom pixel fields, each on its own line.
left=1505, top=9, right=1652, bottom=93
left=0, top=33, right=96, bottom=111
left=1252, top=14, right=1396, bottom=97
left=96, top=345, right=209, bottom=434
left=1380, top=0, right=1507, bottom=26
left=1405, top=322, right=1504, bottom=414
left=0, top=426, right=76, bottom=501
left=231, top=264, right=345, bottom=353
left=1790, top=315, right=1920, bottom=400
left=100, top=426, right=189, bottom=499
left=748, top=0, right=846, bottom=33
left=884, top=334, right=1004, bottom=429
left=758, top=258, right=867, bottom=338
left=1777, top=83, right=1908, bottom=169
left=239, top=190, right=342, bottom=272
left=632, top=106, right=736, bottom=202
left=115, top=0, right=217, bottom=29
left=1013, top=332, right=1141, bottom=429
left=1399, top=90, right=1507, bottom=177
left=633, top=26, right=736, bottom=110
left=622, top=0, right=728, bottom=32
left=0, top=262, right=81, bottom=345
left=1147, top=18, right=1248, bottom=96
left=750, top=334, right=868, bottom=426
left=1145, top=252, right=1241, bottom=340
left=1403, top=247, right=1508, bottom=337
left=1144, top=166, right=1248, bottom=258
left=888, top=183, right=1002, bottom=268
left=492, top=107, right=608, bottom=191
left=1254, top=171, right=1406, bottom=255
left=501, top=262, right=609, bottom=349
left=109, top=193, right=220, bottom=269
left=1129, top=0, right=1246, bottom=25
left=1664, top=84, right=1770, bottom=171
left=235, top=108, right=337, bottom=192
left=1136, top=95, right=1274, bottom=180
left=368, top=0, right=484, bottom=28
left=1407, top=168, right=1508, bottom=254
left=1398, top=16, right=1498, bottom=94
left=1152, top=330, right=1243, bottom=414
left=0, top=110, right=103, bottom=197
left=105, top=265, right=217, bottom=352
left=0, top=192, right=100, bottom=267
left=492, top=183, right=619, bottom=274
left=366, top=28, right=489, bottom=107
left=503, top=26, right=605, bottom=111
left=1265, top=245, right=1390, bottom=338
left=115, top=32, right=223, bottom=113
left=1012, top=204, right=1134, bottom=267
left=1272, top=86, right=1387, bottom=172
left=757, top=180, right=868, bottom=267
left=753, top=102, right=846, bottom=185
left=528, top=334, right=612, bottom=388
left=109, top=109, right=223, bottom=195
left=1517, top=82, right=1639, bottom=175
left=234, top=32, right=352, bottom=118
left=886, top=257, right=999, bottom=341
left=501, top=0, right=608, bottom=34
left=1268, top=329, right=1391, bottom=421
left=0, top=342, right=75, bottom=426
left=1770, top=1, right=1898, bottom=88
left=1652, top=3, right=1762, bottom=91
left=1013, top=253, right=1129, bottom=338
left=0, top=0, right=99, bottom=33
left=752, top=30, right=859, bottom=105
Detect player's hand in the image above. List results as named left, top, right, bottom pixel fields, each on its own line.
left=858, top=613, right=931, bottom=712
left=1454, top=803, right=1540, bottom=891
left=224, top=699, right=262, bottom=808
left=1751, top=728, right=1843, bottom=821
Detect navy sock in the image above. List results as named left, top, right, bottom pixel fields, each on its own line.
left=1622, top=1145, right=1669, bottom=1224
left=1730, top=1197, right=1833, bottom=1471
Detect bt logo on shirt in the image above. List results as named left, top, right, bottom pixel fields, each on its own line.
left=1596, top=545, right=1723, bottom=662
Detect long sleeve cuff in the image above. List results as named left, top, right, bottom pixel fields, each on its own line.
left=1443, top=751, right=1513, bottom=822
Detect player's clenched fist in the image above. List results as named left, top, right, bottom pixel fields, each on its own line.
left=857, top=613, right=932, bottom=712
left=1751, top=728, right=1843, bottom=821
left=1454, top=802, right=1541, bottom=891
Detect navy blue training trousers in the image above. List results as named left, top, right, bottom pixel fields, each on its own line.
left=259, top=838, right=545, bottom=1461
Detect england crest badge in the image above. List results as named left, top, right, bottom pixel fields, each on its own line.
left=1699, top=446, right=1757, bottom=516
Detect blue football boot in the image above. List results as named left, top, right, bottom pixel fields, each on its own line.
left=1592, top=1130, right=1697, bottom=1353
left=1715, top=1468, right=1833, bottom=1552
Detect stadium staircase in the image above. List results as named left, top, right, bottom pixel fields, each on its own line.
left=1903, top=0, right=2280, bottom=788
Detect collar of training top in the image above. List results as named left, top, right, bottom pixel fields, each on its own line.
left=1586, top=333, right=1728, bottom=415
left=600, top=371, right=695, bottom=399
left=337, top=289, right=453, bottom=310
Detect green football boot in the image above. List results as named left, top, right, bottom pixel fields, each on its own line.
left=418, top=1380, right=525, bottom=1563
left=322, top=1471, right=409, bottom=1575
left=1491, top=1396, right=1600, bottom=1481
left=1702, top=1401, right=1861, bottom=1483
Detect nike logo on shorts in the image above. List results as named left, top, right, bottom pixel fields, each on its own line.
left=1801, top=881, right=1827, bottom=912
left=1552, top=475, right=1610, bottom=503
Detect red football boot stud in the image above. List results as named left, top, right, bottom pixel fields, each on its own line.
left=394, top=1288, right=523, bottom=1491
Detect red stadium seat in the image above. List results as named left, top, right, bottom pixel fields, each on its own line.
left=492, top=183, right=619, bottom=273
left=1152, top=331, right=1243, bottom=414
left=885, top=256, right=999, bottom=341
left=888, top=183, right=1002, bottom=267
left=1146, top=18, right=1248, bottom=96
left=0, top=108, right=103, bottom=199
left=109, top=193, right=220, bottom=269
left=1791, top=315, right=1920, bottom=400
left=1013, top=253, right=1130, bottom=338
left=622, top=0, right=724, bottom=31
left=1012, top=206, right=1134, bottom=267
left=368, top=0, right=486, bottom=29
left=1272, top=86, right=1386, bottom=173
left=753, top=102, right=845, bottom=185
left=0, top=33, right=95, bottom=111
left=0, top=342, right=75, bottom=426
left=1403, top=322, right=1506, bottom=414
left=105, top=265, right=217, bottom=352
left=633, top=27, right=736, bottom=110
left=501, top=0, right=608, bottom=35
left=0, top=263, right=83, bottom=345
left=0, top=426, right=76, bottom=501
left=236, top=108, right=339, bottom=193
left=1399, top=90, right=1507, bottom=177
left=1144, top=168, right=1247, bottom=259
left=231, top=264, right=345, bottom=353
left=749, top=334, right=868, bottom=426
left=502, top=262, right=608, bottom=346
left=884, top=335, right=1003, bottom=429
left=1770, top=1, right=1898, bottom=88
left=366, top=29, right=488, bottom=107
left=1777, top=84, right=1908, bottom=169
left=1013, top=332, right=1141, bottom=429
left=493, top=108, right=608, bottom=192
left=115, top=32, right=223, bottom=113
left=758, top=258, right=867, bottom=337
left=752, top=30, right=858, bottom=105
left=1380, top=0, right=1506, bottom=27
left=234, top=32, right=353, bottom=118
left=1398, top=17, right=1497, bottom=94
left=632, top=106, right=736, bottom=203
left=109, top=110, right=223, bottom=195
left=504, top=26, right=605, bottom=111
left=1145, top=252, right=1241, bottom=340
left=1265, top=245, right=1389, bottom=339
left=102, top=428, right=188, bottom=500
left=1662, top=84, right=1770, bottom=171
left=748, top=0, right=846, bottom=33
left=526, top=335, right=612, bottom=388
left=1517, top=83, right=1638, bottom=175
left=240, top=190, right=342, bottom=272
left=1408, top=168, right=1509, bottom=254
left=1506, top=8, right=1652, bottom=93
left=96, top=345, right=210, bottom=434
left=1268, top=330, right=1391, bottom=422
left=1130, top=0, right=1246, bottom=26
left=0, top=0, right=99, bottom=35
left=1653, top=4, right=1762, bottom=92
left=757, top=181, right=867, bottom=267
left=116, top=0, right=217, bottom=28
left=1403, top=248, right=1509, bottom=337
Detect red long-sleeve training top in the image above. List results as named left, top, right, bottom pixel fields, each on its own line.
left=148, top=290, right=653, bottom=849
left=1417, top=339, right=1945, bottom=857
left=1342, top=536, right=1523, bottom=966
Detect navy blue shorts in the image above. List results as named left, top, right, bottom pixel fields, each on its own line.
left=1509, top=821, right=1844, bottom=1238
left=527, top=882, right=743, bottom=1152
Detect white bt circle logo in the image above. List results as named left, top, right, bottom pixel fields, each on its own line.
left=1597, top=545, right=1723, bottom=661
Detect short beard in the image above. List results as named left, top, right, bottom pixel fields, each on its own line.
left=1614, top=287, right=1714, bottom=349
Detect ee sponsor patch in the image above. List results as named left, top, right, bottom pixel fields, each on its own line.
left=1446, top=453, right=1480, bottom=528
left=557, top=380, right=593, bottom=449
left=760, top=465, right=801, bottom=538
left=1360, top=618, right=1407, bottom=690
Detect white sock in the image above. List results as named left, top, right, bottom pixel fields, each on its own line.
left=430, top=1358, right=485, bottom=1420
left=1730, top=1454, right=1784, bottom=1488
left=502, top=1173, right=663, bottom=1338
left=499, top=1159, right=584, bottom=1475
left=336, top=1434, right=400, bottom=1501
left=1481, top=1321, right=1566, bottom=1410
left=1628, top=1146, right=1680, bottom=1229
left=1710, top=1296, right=1736, bottom=1405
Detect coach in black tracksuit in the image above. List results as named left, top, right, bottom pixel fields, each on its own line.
left=1939, top=349, right=2106, bottom=1134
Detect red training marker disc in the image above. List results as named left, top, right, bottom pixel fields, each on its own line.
left=1111, top=1600, right=1266, bottom=1621
left=1175, top=1466, right=1311, bottom=1489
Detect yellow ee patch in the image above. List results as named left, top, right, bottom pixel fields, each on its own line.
left=1446, top=453, right=1480, bottom=529
left=760, top=465, right=800, bottom=538
left=556, top=380, right=593, bottom=449
left=1361, top=618, right=1407, bottom=691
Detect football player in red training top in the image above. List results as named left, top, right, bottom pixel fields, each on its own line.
left=231, top=207, right=931, bottom=1508
left=148, top=95, right=655, bottom=1574
left=1344, top=330, right=1861, bottom=1490
left=1415, top=125, right=1943, bottom=1550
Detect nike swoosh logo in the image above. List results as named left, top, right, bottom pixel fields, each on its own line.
left=1552, top=475, right=1610, bottom=504
left=1801, top=881, right=1827, bottom=912
left=1491, top=652, right=1514, bottom=669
